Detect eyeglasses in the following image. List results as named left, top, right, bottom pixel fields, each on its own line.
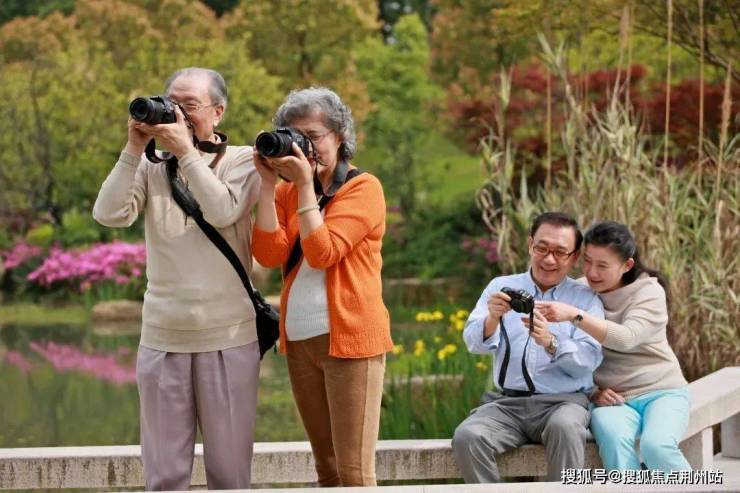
left=532, top=244, right=577, bottom=261
left=305, top=130, right=333, bottom=143
left=173, top=101, right=217, bottom=114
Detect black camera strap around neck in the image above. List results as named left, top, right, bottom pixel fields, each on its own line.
left=145, top=132, right=228, bottom=164
left=498, top=310, right=537, bottom=395
left=284, top=160, right=362, bottom=277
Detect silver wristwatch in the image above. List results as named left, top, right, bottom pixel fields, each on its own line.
left=547, top=335, right=559, bottom=355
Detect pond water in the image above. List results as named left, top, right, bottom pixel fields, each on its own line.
left=0, top=320, right=307, bottom=448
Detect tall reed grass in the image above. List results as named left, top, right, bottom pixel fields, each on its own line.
left=476, top=42, right=739, bottom=381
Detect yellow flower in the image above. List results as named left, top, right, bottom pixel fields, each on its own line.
left=392, top=344, right=405, bottom=355
left=415, top=312, right=424, bottom=322
left=456, top=309, right=469, bottom=318
left=433, top=336, right=442, bottom=344
left=432, top=310, right=444, bottom=320
left=437, top=343, right=458, bottom=360
left=455, top=320, right=465, bottom=331
left=414, top=339, right=426, bottom=357
left=475, top=361, right=488, bottom=371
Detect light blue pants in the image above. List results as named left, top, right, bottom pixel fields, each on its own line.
left=590, top=387, right=691, bottom=472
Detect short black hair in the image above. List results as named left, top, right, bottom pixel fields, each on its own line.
left=530, top=212, right=583, bottom=251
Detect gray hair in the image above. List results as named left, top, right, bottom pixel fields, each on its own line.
left=273, top=87, right=356, bottom=161
left=164, top=67, right=228, bottom=112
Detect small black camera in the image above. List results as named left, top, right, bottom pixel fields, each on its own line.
left=501, top=287, right=535, bottom=314
left=129, top=95, right=177, bottom=125
left=255, top=127, right=314, bottom=159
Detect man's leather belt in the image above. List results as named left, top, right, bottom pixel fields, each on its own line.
left=502, top=388, right=539, bottom=398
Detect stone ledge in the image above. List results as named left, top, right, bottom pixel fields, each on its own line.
left=2, top=368, right=738, bottom=490
left=0, top=441, right=600, bottom=489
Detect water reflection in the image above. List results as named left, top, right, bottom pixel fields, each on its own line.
left=0, top=319, right=304, bottom=448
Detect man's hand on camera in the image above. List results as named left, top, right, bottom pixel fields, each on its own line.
left=263, top=143, right=313, bottom=187
left=520, top=309, right=554, bottom=348
left=484, top=291, right=512, bottom=338
left=124, top=117, right=150, bottom=156
left=136, top=105, right=193, bottom=158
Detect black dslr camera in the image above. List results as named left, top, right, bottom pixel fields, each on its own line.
left=129, top=95, right=177, bottom=125
left=255, top=127, right=314, bottom=159
left=501, top=287, right=535, bottom=314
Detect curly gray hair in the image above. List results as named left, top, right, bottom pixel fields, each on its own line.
left=273, top=87, right=356, bottom=161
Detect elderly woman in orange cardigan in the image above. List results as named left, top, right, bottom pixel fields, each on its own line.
left=251, top=87, right=393, bottom=487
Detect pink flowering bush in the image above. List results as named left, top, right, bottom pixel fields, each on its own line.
left=0, top=242, right=43, bottom=270
left=28, top=241, right=146, bottom=301
left=461, top=235, right=499, bottom=264
left=1, top=240, right=146, bottom=302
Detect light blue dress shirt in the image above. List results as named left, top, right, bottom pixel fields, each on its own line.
left=463, top=270, right=604, bottom=394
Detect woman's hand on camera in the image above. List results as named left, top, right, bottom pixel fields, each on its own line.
left=136, top=106, right=193, bottom=158
left=264, top=143, right=313, bottom=187
left=124, top=117, right=150, bottom=156
left=536, top=301, right=578, bottom=323
left=253, top=149, right=278, bottom=190
left=591, top=387, right=625, bottom=407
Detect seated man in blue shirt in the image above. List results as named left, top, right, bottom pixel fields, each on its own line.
left=453, top=211, right=604, bottom=483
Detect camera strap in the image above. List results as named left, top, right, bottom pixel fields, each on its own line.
left=164, top=155, right=276, bottom=355
left=497, top=311, right=537, bottom=395
left=144, top=132, right=228, bottom=164
left=283, top=160, right=363, bottom=277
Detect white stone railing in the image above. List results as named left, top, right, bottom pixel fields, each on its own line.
left=1, top=367, right=738, bottom=490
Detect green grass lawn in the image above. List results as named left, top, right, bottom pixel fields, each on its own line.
left=0, top=303, right=88, bottom=326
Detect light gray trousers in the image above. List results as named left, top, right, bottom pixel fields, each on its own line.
left=136, top=341, right=261, bottom=491
left=452, top=391, right=591, bottom=482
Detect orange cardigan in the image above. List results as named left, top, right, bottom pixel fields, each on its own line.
left=251, top=172, right=393, bottom=358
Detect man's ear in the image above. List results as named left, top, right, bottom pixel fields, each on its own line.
left=571, top=248, right=582, bottom=262
left=213, top=104, right=225, bottom=127
left=527, top=236, right=533, bottom=252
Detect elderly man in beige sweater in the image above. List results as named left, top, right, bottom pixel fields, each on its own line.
left=93, top=67, right=261, bottom=491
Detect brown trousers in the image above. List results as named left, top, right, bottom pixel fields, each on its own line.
left=136, top=342, right=260, bottom=491
left=287, top=334, right=385, bottom=486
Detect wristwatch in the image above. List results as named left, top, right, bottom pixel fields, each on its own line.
left=572, top=311, right=584, bottom=328
left=547, top=335, right=559, bottom=355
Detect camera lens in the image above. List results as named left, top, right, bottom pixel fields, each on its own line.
left=129, top=97, right=154, bottom=122
left=256, top=131, right=292, bottom=157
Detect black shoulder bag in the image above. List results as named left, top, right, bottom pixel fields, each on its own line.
left=151, top=138, right=280, bottom=359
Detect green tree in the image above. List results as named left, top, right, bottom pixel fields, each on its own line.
left=224, top=0, right=380, bottom=124
left=379, top=0, right=435, bottom=38
left=0, top=0, right=74, bottom=25
left=597, top=0, right=739, bottom=82
left=0, top=0, right=283, bottom=231
left=357, top=14, right=443, bottom=221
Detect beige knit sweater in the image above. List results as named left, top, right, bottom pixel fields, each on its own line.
left=93, top=146, right=260, bottom=353
left=594, top=273, right=687, bottom=398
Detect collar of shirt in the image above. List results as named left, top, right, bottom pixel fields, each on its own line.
left=525, top=268, right=571, bottom=301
